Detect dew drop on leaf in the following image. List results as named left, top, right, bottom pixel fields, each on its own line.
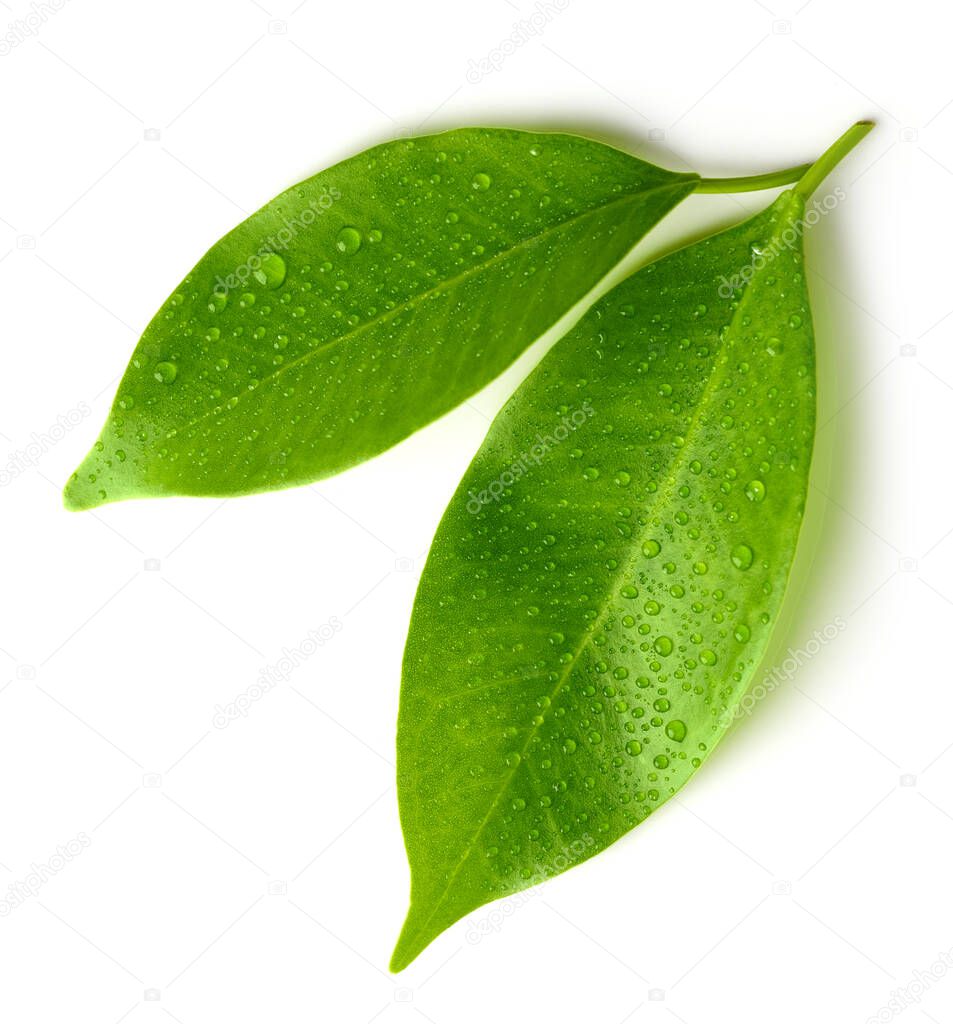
left=665, top=720, right=687, bottom=742
left=731, top=543, right=754, bottom=570
left=335, top=227, right=363, bottom=254
left=745, top=479, right=766, bottom=502
left=653, top=636, right=673, bottom=656
left=254, top=252, right=286, bottom=289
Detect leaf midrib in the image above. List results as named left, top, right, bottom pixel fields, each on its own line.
left=158, top=179, right=695, bottom=441
left=402, top=195, right=793, bottom=950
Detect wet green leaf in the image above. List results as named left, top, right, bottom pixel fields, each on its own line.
left=390, top=124, right=871, bottom=970
left=65, top=129, right=704, bottom=510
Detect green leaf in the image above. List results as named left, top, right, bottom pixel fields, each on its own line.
left=65, top=128, right=706, bottom=510
left=390, top=123, right=872, bottom=971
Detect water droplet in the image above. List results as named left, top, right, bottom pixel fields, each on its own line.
left=335, top=226, right=362, bottom=254
left=472, top=172, right=492, bottom=191
left=745, top=479, right=766, bottom=502
left=625, top=739, right=642, bottom=756
left=654, top=754, right=670, bottom=769
left=642, top=539, right=661, bottom=558
left=665, top=720, right=687, bottom=742
left=653, top=636, right=673, bottom=657
left=253, top=252, right=286, bottom=289
left=208, top=291, right=228, bottom=313
left=154, top=362, right=177, bottom=384
left=368, top=228, right=383, bottom=243
left=731, top=543, right=754, bottom=570
left=734, top=623, right=751, bottom=643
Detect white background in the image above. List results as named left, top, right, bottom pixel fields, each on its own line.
left=1, top=0, right=949, bottom=1021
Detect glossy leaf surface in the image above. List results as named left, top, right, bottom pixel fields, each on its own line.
left=64, top=129, right=698, bottom=509
left=392, top=187, right=820, bottom=970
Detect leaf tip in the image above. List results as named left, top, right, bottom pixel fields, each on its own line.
left=389, top=915, right=429, bottom=973
left=62, top=475, right=95, bottom=512
left=62, top=458, right=110, bottom=512
left=389, top=895, right=461, bottom=972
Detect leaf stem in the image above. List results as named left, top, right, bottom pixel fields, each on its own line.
left=695, top=162, right=813, bottom=194
left=793, top=120, right=875, bottom=200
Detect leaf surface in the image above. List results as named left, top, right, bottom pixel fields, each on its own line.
left=392, top=186, right=822, bottom=970
left=64, top=129, right=698, bottom=509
